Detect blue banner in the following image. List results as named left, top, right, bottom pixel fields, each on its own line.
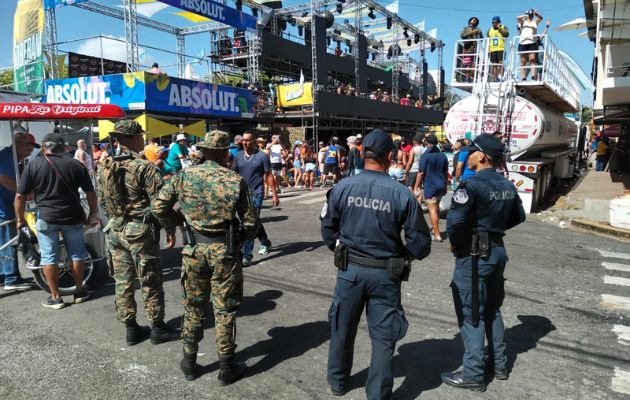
left=43, top=73, right=147, bottom=110
left=157, top=0, right=257, bottom=32
left=44, top=0, right=89, bottom=10
left=144, top=74, right=254, bottom=119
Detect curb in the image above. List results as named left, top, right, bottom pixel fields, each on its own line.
left=571, top=218, right=630, bottom=240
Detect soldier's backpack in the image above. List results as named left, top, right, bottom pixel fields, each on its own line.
left=100, top=156, right=132, bottom=218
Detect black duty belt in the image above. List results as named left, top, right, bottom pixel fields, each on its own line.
left=347, top=254, right=388, bottom=269
left=192, top=231, right=226, bottom=244
left=489, top=235, right=504, bottom=246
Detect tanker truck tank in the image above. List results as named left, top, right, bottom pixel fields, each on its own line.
left=443, top=94, right=578, bottom=159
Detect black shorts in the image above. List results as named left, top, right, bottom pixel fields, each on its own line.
left=271, top=162, right=284, bottom=172
left=405, top=171, right=418, bottom=187
left=518, top=43, right=539, bottom=53
left=490, top=51, right=504, bottom=63
left=324, top=163, right=339, bottom=175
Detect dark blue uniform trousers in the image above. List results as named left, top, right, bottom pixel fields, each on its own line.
left=451, top=246, right=508, bottom=382
left=328, top=264, right=408, bottom=400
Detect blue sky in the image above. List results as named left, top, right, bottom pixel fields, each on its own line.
left=0, top=0, right=594, bottom=103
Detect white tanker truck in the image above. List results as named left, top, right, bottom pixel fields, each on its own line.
left=444, top=93, right=579, bottom=212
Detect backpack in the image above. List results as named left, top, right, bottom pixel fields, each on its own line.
left=100, top=156, right=132, bottom=218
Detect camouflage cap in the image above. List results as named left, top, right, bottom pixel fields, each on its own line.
left=196, top=130, right=230, bottom=150
left=110, top=119, right=145, bottom=137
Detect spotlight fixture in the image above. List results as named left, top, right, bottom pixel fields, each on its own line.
left=302, top=11, right=309, bottom=17
left=386, top=16, right=392, bottom=30
left=368, top=6, right=375, bottom=19
left=430, top=42, right=436, bottom=52
left=235, top=0, right=242, bottom=11
left=327, top=37, right=331, bottom=46
left=348, top=44, right=353, bottom=53
left=414, top=34, right=420, bottom=44
left=289, top=18, right=296, bottom=27
left=252, top=7, right=258, bottom=17
left=407, top=38, right=412, bottom=47
left=298, top=25, right=304, bottom=36
left=336, top=2, right=343, bottom=14
left=371, top=52, right=376, bottom=61
left=403, top=28, right=409, bottom=38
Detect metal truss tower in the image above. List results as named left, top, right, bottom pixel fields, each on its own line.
left=353, top=2, right=362, bottom=92
left=247, top=29, right=261, bottom=85
left=123, top=0, right=140, bottom=72
left=310, top=0, right=321, bottom=144
left=45, top=8, right=59, bottom=79
left=176, top=33, right=185, bottom=78
left=391, top=23, right=399, bottom=102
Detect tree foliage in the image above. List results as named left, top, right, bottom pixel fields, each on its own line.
left=0, top=69, right=14, bottom=91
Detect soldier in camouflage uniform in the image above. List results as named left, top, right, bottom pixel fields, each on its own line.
left=98, top=120, right=180, bottom=346
left=153, top=130, right=259, bottom=384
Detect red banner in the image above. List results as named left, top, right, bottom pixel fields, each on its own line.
left=0, top=103, right=125, bottom=120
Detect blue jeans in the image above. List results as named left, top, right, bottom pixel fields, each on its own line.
left=242, top=194, right=270, bottom=261
left=451, top=246, right=508, bottom=382
left=596, top=155, right=607, bottom=171
left=35, top=220, right=87, bottom=265
left=328, top=265, right=408, bottom=400
left=0, top=219, right=19, bottom=285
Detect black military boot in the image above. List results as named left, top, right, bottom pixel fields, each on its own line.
left=150, top=320, right=181, bottom=344
left=218, top=355, right=247, bottom=386
left=441, top=371, right=486, bottom=392
left=125, top=320, right=150, bottom=346
left=180, top=351, right=199, bottom=381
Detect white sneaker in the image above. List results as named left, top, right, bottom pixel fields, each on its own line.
left=258, top=245, right=270, bottom=255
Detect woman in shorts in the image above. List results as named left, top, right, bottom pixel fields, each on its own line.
left=302, top=144, right=318, bottom=190
left=291, top=141, right=303, bottom=188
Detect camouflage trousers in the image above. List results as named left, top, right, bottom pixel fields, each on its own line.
left=181, top=242, right=243, bottom=356
left=105, top=221, right=165, bottom=324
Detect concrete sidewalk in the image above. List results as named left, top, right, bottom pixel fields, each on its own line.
left=540, top=170, right=630, bottom=240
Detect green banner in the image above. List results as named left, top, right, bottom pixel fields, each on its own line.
left=13, top=0, right=45, bottom=93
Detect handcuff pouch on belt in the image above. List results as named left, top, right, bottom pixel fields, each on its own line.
left=334, top=244, right=348, bottom=271
left=478, top=231, right=490, bottom=258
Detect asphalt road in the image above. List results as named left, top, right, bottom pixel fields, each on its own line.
left=1, top=187, right=629, bottom=400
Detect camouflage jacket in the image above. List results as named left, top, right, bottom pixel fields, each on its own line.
left=460, top=26, right=483, bottom=53
left=97, top=149, right=163, bottom=229
left=153, top=160, right=259, bottom=240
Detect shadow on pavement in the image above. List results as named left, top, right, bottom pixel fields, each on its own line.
left=238, top=289, right=283, bottom=317
left=348, top=314, right=555, bottom=398
left=250, top=241, right=326, bottom=266
left=200, top=320, right=329, bottom=378
left=260, top=215, right=289, bottom=224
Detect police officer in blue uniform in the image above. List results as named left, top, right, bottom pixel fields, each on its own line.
left=321, top=129, right=432, bottom=399
left=441, top=134, right=526, bottom=392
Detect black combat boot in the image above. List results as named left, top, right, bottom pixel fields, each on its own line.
left=218, top=355, right=247, bottom=386
left=125, top=320, right=150, bottom=346
left=180, top=351, right=199, bottom=381
left=150, top=320, right=181, bottom=344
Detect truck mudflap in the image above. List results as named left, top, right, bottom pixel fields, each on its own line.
left=508, top=172, right=535, bottom=213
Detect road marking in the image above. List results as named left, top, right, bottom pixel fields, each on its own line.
left=612, top=367, right=630, bottom=396
left=603, top=262, right=630, bottom=273
left=299, top=195, right=328, bottom=205
left=598, top=250, right=630, bottom=260
left=604, top=276, right=630, bottom=287
left=613, top=325, right=630, bottom=346
left=601, top=294, right=630, bottom=312
left=279, top=190, right=326, bottom=202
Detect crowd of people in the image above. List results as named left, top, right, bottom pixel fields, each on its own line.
left=458, top=9, right=552, bottom=83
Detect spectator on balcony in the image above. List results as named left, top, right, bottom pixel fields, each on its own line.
left=335, top=45, right=342, bottom=56
left=460, top=17, right=483, bottom=82
left=400, top=94, right=411, bottom=106
left=487, top=16, right=509, bottom=81
left=336, top=84, right=346, bottom=95
left=346, top=84, right=356, bottom=96
left=415, top=98, right=424, bottom=109
left=150, top=63, right=166, bottom=75
left=234, top=29, right=247, bottom=54
left=517, top=9, right=544, bottom=81
left=220, top=34, right=233, bottom=56
left=382, top=93, right=391, bottom=103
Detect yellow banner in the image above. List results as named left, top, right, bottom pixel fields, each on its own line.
left=277, top=82, right=313, bottom=107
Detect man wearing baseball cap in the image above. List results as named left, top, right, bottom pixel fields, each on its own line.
left=0, top=132, right=40, bottom=291
left=442, top=134, right=526, bottom=392
left=321, top=129, right=431, bottom=399
left=98, top=120, right=180, bottom=345
left=154, top=130, right=259, bottom=384
left=487, top=16, right=509, bottom=81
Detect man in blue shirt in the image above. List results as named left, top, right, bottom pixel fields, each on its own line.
left=455, top=139, right=477, bottom=183
left=232, top=132, right=279, bottom=266
left=415, top=134, right=449, bottom=241
left=0, top=132, right=38, bottom=290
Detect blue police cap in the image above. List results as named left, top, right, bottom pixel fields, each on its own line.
left=473, top=134, right=504, bottom=158
left=363, top=129, right=394, bottom=159
left=492, top=16, right=501, bottom=23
